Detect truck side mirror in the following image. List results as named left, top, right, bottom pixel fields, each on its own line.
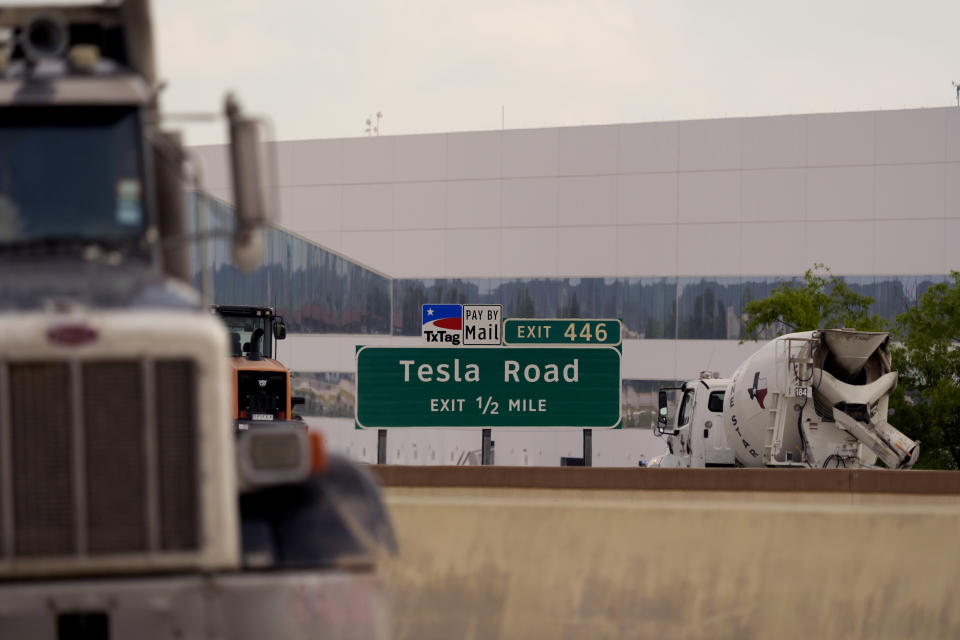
left=292, top=396, right=305, bottom=407
left=273, top=318, right=286, bottom=340
left=657, top=390, right=669, bottom=428
left=226, top=93, right=274, bottom=272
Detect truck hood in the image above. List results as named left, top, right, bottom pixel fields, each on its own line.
left=0, top=258, right=199, bottom=310
left=230, top=357, right=288, bottom=374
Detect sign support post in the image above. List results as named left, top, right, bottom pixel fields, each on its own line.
left=583, top=429, right=592, bottom=467
left=377, top=429, right=387, bottom=464
left=481, top=429, right=492, bottom=465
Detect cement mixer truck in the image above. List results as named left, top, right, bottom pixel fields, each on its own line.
left=650, top=329, right=920, bottom=469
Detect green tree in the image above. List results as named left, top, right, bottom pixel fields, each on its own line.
left=889, top=272, right=960, bottom=469
left=741, top=264, right=960, bottom=469
left=742, top=263, right=884, bottom=339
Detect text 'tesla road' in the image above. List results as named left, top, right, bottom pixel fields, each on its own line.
left=399, top=357, right=580, bottom=383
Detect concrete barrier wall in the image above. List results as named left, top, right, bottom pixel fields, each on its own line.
left=376, top=468, right=960, bottom=639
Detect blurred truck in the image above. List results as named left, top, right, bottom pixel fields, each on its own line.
left=650, top=329, right=920, bottom=469
left=0, top=2, right=394, bottom=638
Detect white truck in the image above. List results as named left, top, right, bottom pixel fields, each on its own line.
left=650, top=329, right=920, bottom=469
left=0, top=2, right=394, bottom=638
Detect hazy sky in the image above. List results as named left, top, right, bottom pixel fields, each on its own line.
left=149, top=0, right=960, bottom=145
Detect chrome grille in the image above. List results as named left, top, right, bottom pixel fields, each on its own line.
left=83, top=361, right=147, bottom=554
left=10, top=363, right=73, bottom=557
left=156, top=360, right=199, bottom=551
left=0, top=358, right=200, bottom=562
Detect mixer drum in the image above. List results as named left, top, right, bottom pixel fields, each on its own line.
left=723, top=330, right=893, bottom=467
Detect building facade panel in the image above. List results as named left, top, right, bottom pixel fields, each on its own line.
left=678, top=117, right=742, bottom=171
left=946, top=219, right=960, bottom=271
left=393, top=181, right=446, bottom=229
left=675, top=339, right=761, bottom=381
left=500, top=127, right=559, bottom=177
left=300, top=230, right=341, bottom=252
left=501, top=228, right=558, bottom=277
left=501, top=177, right=558, bottom=227
left=277, top=138, right=343, bottom=187
left=192, top=144, right=230, bottom=192
left=875, top=219, right=945, bottom=275
left=341, top=136, right=394, bottom=184
left=340, top=230, right=394, bottom=274
left=806, top=165, right=875, bottom=221
left=875, top=108, right=946, bottom=165
left=875, top=164, right=945, bottom=220
left=277, top=185, right=341, bottom=231
left=446, top=130, right=501, bottom=179
left=804, top=220, right=876, bottom=275
left=740, top=168, right=805, bottom=223
left=677, top=222, right=740, bottom=276
left=678, top=171, right=740, bottom=224
left=557, top=175, right=617, bottom=226
left=341, top=184, right=393, bottom=230
left=947, top=163, right=960, bottom=217
left=617, top=121, right=678, bottom=173
left=445, top=180, right=501, bottom=228
left=806, top=111, right=875, bottom=167
left=392, top=133, right=447, bottom=182
left=557, top=227, right=618, bottom=277
left=948, top=109, right=960, bottom=162
left=740, top=221, right=806, bottom=276
left=616, top=173, right=677, bottom=225
left=615, top=224, right=678, bottom=277
left=740, top=114, right=807, bottom=169
left=444, top=228, right=501, bottom=277
left=558, top=124, right=619, bottom=175
left=393, top=229, right=446, bottom=278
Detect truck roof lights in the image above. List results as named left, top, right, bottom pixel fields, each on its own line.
left=67, top=43, right=101, bottom=72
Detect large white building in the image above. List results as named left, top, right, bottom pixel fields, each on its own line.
left=193, top=106, right=960, bottom=466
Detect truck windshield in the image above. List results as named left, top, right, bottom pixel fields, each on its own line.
left=220, top=314, right=273, bottom=359
left=0, top=106, right=147, bottom=247
left=677, top=389, right=696, bottom=427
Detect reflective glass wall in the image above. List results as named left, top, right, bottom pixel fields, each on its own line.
left=188, top=193, right=392, bottom=334
left=393, top=275, right=950, bottom=339
left=188, top=194, right=948, bottom=340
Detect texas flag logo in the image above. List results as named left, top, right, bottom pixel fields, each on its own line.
left=422, top=304, right=462, bottom=345
left=748, top=371, right=768, bottom=409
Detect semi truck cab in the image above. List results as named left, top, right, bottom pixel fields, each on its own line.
left=0, top=3, right=395, bottom=637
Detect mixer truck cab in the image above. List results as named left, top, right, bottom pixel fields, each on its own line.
left=649, top=373, right=736, bottom=468
left=212, top=305, right=305, bottom=427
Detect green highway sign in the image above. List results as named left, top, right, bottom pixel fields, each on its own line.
left=503, top=319, right=622, bottom=346
left=355, top=346, right=621, bottom=429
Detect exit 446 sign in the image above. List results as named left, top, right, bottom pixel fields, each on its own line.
left=504, top=319, right=621, bottom=346
left=355, top=346, right=621, bottom=429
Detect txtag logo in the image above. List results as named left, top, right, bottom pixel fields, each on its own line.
left=422, top=304, right=462, bottom=345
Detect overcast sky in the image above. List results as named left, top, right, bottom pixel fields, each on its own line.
left=151, top=0, right=960, bottom=145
